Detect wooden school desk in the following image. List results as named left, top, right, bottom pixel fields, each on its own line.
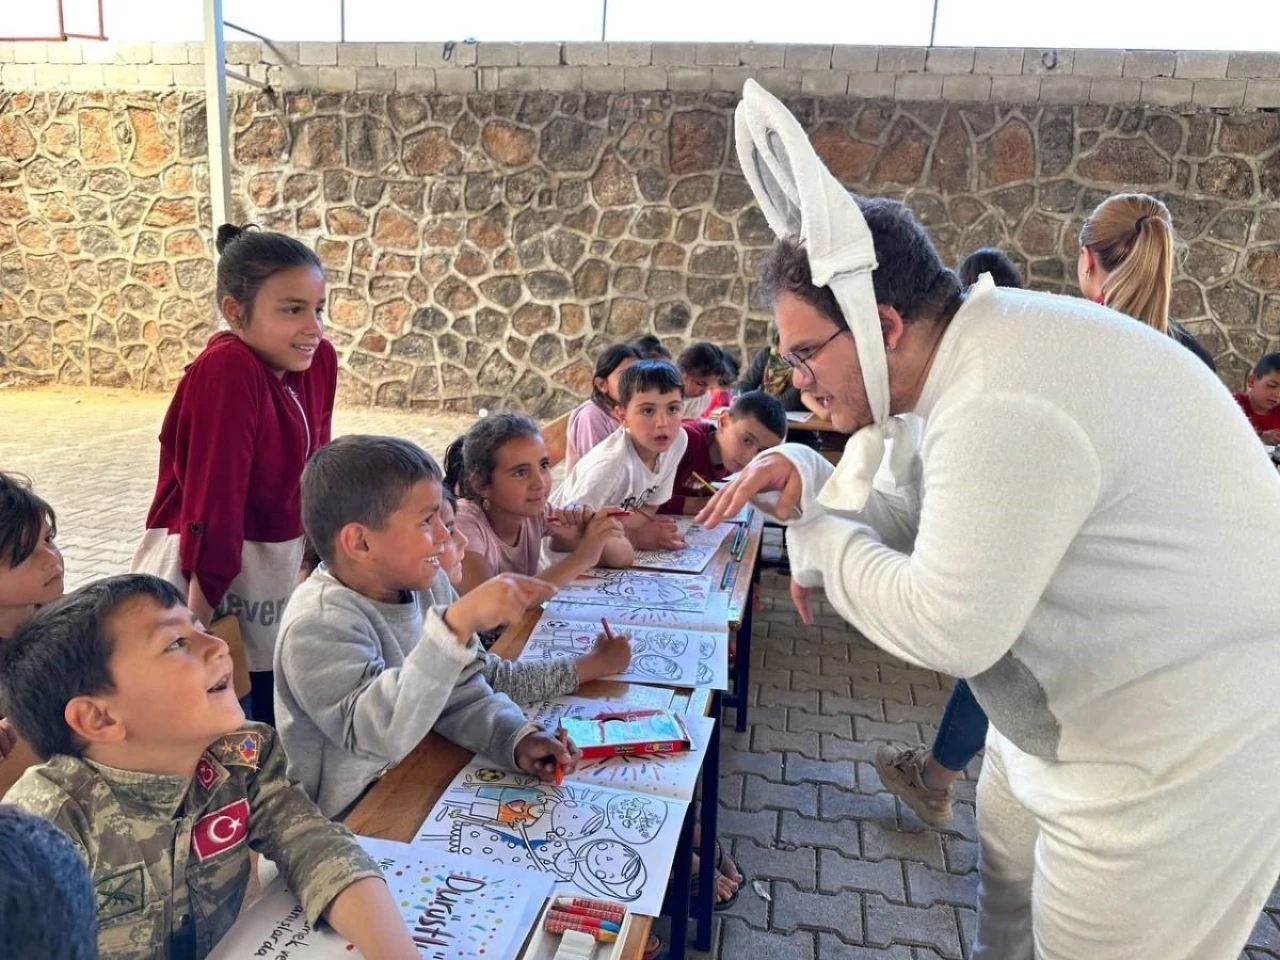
left=343, top=516, right=765, bottom=958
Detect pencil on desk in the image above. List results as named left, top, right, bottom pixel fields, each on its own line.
left=690, top=471, right=718, bottom=496
left=720, top=561, right=737, bottom=590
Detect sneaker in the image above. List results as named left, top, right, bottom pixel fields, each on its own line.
left=874, top=745, right=953, bottom=827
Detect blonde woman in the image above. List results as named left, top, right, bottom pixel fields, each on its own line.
left=1077, top=192, right=1216, bottom=370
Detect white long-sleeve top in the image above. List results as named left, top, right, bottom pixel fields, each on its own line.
left=781, top=283, right=1280, bottom=773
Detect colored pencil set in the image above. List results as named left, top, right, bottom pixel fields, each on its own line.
left=544, top=896, right=626, bottom=950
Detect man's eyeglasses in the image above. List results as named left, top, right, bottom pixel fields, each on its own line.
left=780, top=328, right=849, bottom=383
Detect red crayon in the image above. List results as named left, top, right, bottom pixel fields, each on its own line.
left=548, top=910, right=621, bottom=933
left=551, top=903, right=625, bottom=922
left=600, top=617, right=615, bottom=640
left=552, top=896, right=626, bottom=918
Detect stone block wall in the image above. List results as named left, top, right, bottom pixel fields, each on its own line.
left=1, top=41, right=1279, bottom=408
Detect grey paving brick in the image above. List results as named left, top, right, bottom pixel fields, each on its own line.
left=760, top=684, right=822, bottom=712
left=863, top=823, right=946, bottom=870
left=824, top=658, right=883, bottom=681
left=722, top=919, right=815, bottom=957
left=853, top=680, right=914, bottom=703
left=796, top=636, right=845, bottom=659
left=911, top=685, right=952, bottom=707
left=786, top=753, right=858, bottom=789
left=719, top=772, right=745, bottom=809
left=746, top=704, right=789, bottom=731
left=780, top=811, right=856, bottom=850
left=856, top=718, right=923, bottom=744
left=956, top=907, right=977, bottom=958
left=768, top=649, right=820, bottom=674
left=718, top=807, right=780, bottom=843
left=791, top=711, right=855, bottom=737
left=796, top=672, right=855, bottom=696
left=823, top=736, right=881, bottom=763
left=755, top=726, right=822, bottom=759
left=943, top=837, right=979, bottom=876
left=905, top=863, right=978, bottom=908
left=819, top=849, right=906, bottom=901
left=822, top=693, right=886, bottom=721
left=774, top=882, right=864, bottom=939
left=725, top=747, right=784, bottom=780
left=822, top=785, right=898, bottom=822
left=884, top=702, right=945, bottom=725
left=819, top=937, right=914, bottom=959
left=944, top=802, right=978, bottom=842
left=865, top=894, right=964, bottom=959
left=858, top=762, right=888, bottom=794
left=880, top=663, right=941, bottom=687
left=719, top=877, right=772, bottom=929
left=742, top=774, right=820, bottom=815
left=1249, top=912, right=1280, bottom=952
left=734, top=838, right=817, bottom=888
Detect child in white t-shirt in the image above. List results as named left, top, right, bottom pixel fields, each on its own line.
left=552, top=360, right=689, bottom=552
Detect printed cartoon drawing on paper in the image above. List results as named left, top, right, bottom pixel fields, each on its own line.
left=417, top=767, right=685, bottom=912
left=521, top=621, right=729, bottom=689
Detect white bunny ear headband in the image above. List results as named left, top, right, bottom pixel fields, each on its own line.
left=735, top=78, right=914, bottom=511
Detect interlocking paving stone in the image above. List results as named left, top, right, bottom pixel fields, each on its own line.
left=1250, top=912, right=1280, bottom=952
left=821, top=784, right=899, bottom=822
left=824, top=657, right=884, bottom=681
left=721, top=919, right=815, bottom=958
left=862, top=823, right=946, bottom=870
left=772, top=882, right=864, bottom=940
left=754, top=726, right=822, bottom=759
left=790, top=710, right=855, bottom=737
left=758, top=684, right=822, bottom=712
left=817, top=938, right=914, bottom=960
left=956, top=907, right=977, bottom=959
left=780, top=810, right=858, bottom=851
left=943, top=837, right=979, bottom=876
left=820, top=693, right=886, bottom=721
left=880, top=664, right=942, bottom=687
left=717, top=807, right=780, bottom=843
left=822, top=735, right=881, bottom=763
left=745, top=704, right=789, bottom=731
left=818, top=849, right=907, bottom=902
left=853, top=679, right=915, bottom=703
left=733, top=838, right=818, bottom=889
left=855, top=717, right=925, bottom=744
left=865, top=894, right=964, bottom=959
left=723, top=747, right=784, bottom=780
left=884, top=702, right=947, bottom=725
left=905, top=863, right=980, bottom=907
left=785, top=753, right=858, bottom=789
left=740, top=774, right=820, bottom=816
left=857, top=761, right=888, bottom=794
left=793, top=671, right=856, bottom=696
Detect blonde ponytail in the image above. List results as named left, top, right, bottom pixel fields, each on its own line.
left=1080, top=193, right=1175, bottom=336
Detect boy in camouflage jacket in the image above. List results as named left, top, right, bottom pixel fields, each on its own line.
left=0, top=574, right=418, bottom=960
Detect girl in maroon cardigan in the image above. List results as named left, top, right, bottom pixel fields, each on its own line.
left=132, top=225, right=336, bottom=723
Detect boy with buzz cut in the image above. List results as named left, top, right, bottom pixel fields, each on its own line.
left=275, top=435, right=577, bottom=819
left=661, top=390, right=788, bottom=515
left=552, top=359, right=690, bottom=551
left=0, top=575, right=418, bottom=960
left=1235, top=352, right=1280, bottom=445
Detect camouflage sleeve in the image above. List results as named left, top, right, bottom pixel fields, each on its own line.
left=478, top=651, right=581, bottom=705
left=244, top=723, right=382, bottom=925
left=3, top=765, right=93, bottom=863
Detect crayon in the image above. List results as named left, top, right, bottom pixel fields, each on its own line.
left=554, top=726, right=569, bottom=786
left=600, top=617, right=615, bottom=640
left=720, top=560, right=737, bottom=591
left=547, top=903, right=627, bottom=922
left=552, top=896, right=627, bottom=920
left=544, top=917, right=618, bottom=942
left=548, top=910, right=621, bottom=933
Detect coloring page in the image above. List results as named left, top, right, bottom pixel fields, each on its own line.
left=521, top=620, right=729, bottom=689
left=542, top=586, right=733, bottom=635
left=415, top=764, right=688, bottom=916
left=629, top=543, right=718, bottom=574
left=519, top=696, right=714, bottom=799
left=207, top=837, right=550, bottom=960
left=556, top=570, right=713, bottom=614
left=523, top=690, right=674, bottom=728
left=673, top=519, right=736, bottom=549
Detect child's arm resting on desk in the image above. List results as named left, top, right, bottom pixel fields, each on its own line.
left=246, top=727, right=417, bottom=957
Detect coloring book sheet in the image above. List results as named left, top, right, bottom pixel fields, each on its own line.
left=542, top=585, right=732, bottom=634
left=629, top=521, right=735, bottom=574
left=521, top=618, right=729, bottom=689
left=556, top=569, right=714, bottom=613
left=415, top=764, right=688, bottom=917
left=207, top=837, right=550, bottom=960
left=519, top=696, right=714, bottom=800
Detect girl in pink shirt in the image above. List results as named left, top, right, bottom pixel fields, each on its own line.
left=564, top=344, right=642, bottom=474
left=444, top=413, right=633, bottom=598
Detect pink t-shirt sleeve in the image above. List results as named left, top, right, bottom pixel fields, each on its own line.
left=455, top=499, right=547, bottom=577
left=566, top=401, right=619, bottom=474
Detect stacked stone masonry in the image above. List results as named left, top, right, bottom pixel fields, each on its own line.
left=1, top=41, right=1279, bottom=409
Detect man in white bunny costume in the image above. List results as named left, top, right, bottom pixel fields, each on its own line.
left=701, top=81, right=1280, bottom=959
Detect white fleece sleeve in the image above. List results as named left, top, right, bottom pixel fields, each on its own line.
left=785, top=394, right=1101, bottom=678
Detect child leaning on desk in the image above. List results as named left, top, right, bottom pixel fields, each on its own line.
left=0, top=574, right=421, bottom=960
left=273, top=435, right=581, bottom=819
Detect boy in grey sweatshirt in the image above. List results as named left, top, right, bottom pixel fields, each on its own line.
left=274, top=435, right=579, bottom=818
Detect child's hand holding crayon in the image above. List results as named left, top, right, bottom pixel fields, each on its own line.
left=515, top=727, right=581, bottom=782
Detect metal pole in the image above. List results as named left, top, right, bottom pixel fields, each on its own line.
left=203, top=0, right=232, bottom=231
left=600, top=0, right=608, bottom=41
left=928, top=0, right=939, bottom=47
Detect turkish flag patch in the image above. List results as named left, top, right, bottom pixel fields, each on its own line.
left=191, top=799, right=250, bottom=862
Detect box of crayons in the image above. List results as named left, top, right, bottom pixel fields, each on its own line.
left=522, top=896, right=635, bottom=960
left=557, top=709, right=692, bottom=760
